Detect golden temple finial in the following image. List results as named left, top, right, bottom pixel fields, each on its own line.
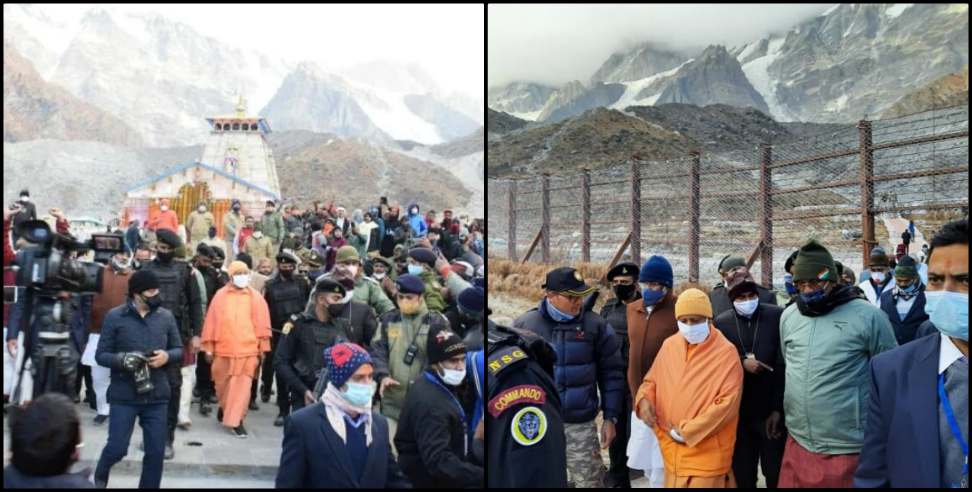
left=235, top=94, right=247, bottom=118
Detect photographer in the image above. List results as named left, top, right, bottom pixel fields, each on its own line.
left=93, top=269, right=183, bottom=489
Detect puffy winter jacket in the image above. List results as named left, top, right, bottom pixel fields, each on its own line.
left=513, top=299, right=625, bottom=423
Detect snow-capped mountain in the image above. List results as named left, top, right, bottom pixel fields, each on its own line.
left=5, top=4, right=482, bottom=147
left=488, top=3, right=968, bottom=124
left=487, top=82, right=558, bottom=121
left=259, top=62, right=395, bottom=144
left=21, top=6, right=292, bottom=147
left=589, top=42, right=687, bottom=85
left=729, top=3, right=968, bottom=122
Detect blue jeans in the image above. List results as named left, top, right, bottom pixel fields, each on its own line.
left=95, top=402, right=167, bottom=488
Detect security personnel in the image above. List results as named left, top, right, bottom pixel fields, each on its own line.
left=273, top=278, right=354, bottom=413
left=262, top=250, right=311, bottom=426
left=139, top=228, right=204, bottom=460
left=598, top=262, right=640, bottom=488
left=709, top=255, right=777, bottom=317
left=486, top=321, right=567, bottom=488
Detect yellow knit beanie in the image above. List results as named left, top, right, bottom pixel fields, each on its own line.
left=674, top=288, right=713, bottom=319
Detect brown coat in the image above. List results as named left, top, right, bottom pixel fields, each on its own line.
left=625, top=291, right=678, bottom=398
left=90, top=267, right=132, bottom=333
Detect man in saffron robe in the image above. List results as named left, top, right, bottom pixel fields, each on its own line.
left=635, top=288, right=744, bottom=488
left=200, top=260, right=271, bottom=438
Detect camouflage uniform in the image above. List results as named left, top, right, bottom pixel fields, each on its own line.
left=564, top=420, right=606, bottom=488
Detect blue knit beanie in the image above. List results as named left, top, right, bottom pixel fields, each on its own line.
left=639, top=255, right=673, bottom=288
left=325, top=343, right=372, bottom=388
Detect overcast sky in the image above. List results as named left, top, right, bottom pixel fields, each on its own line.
left=488, top=4, right=835, bottom=88
left=39, top=4, right=484, bottom=100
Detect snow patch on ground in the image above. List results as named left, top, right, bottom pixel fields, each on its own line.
left=821, top=4, right=840, bottom=16
left=346, top=82, right=444, bottom=145
left=737, top=40, right=762, bottom=62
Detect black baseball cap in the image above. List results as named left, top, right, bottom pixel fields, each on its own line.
left=542, top=267, right=595, bottom=297
left=607, top=262, right=639, bottom=281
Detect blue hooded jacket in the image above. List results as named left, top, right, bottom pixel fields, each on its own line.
left=406, top=203, right=427, bottom=238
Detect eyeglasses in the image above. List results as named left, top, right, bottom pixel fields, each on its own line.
left=794, top=279, right=829, bottom=290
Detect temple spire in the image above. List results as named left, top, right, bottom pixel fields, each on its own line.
left=235, top=94, right=247, bottom=117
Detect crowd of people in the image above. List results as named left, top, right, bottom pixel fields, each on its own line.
left=3, top=190, right=487, bottom=488
left=488, top=218, right=967, bottom=489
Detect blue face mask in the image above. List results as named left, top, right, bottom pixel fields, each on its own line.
left=544, top=298, right=578, bottom=322
left=898, top=281, right=920, bottom=295
left=799, top=288, right=827, bottom=305
left=784, top=273, right=797, bottom=296
left=642, top=287, right=667, bottom=307
left=925, top=290, right=968, bottom=341
left=407, top=264, right=424, bottom=276
left=340, top=382, right=376, bottom=407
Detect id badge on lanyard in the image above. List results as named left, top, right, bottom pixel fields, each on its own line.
left=939, top=373, right=968, bottom=488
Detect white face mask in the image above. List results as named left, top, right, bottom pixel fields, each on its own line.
left=439, top=366, right=466, bottom=386
left=160, top=205, right=168, bottom=211
left=733, top=298, right=759, bottom=317
left=198, top=206, right=206, bottom=213
left=373, top=271, right=386, bottom=280
left=233, top=274, right=250, bottom=288
left=677, top=320, right=710, bottom=344
left=870, top=271, right=886, bottom=283
left=252, top=231, right=263, bottom=239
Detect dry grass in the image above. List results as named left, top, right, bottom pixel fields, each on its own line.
left=489, top=257, right=615, bottom=310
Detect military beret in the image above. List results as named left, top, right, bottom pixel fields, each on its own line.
left=607, top=262, right=639, bottom=281
left=396, top=274, right=426, bottom=295
left=314, top=277, right=346, bottom=297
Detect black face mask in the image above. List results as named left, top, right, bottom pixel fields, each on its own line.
left=156, top=251, right=174, bottom=264
left=613, top=283, right=636, bottom=301
left=142, top=294, right=163, bottom=311
left=327, top=303, right=345, bottom=317
left=213, top=262, right=223, bottom=270
left=279, top=268, right=294, bottom=279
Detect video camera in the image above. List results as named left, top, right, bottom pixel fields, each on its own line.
left=14, top=219, right=125, bottom=295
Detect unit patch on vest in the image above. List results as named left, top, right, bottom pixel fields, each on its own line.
left=488, top=384, right=546, bottom=417
left=510, top=406, right=547, bottom=446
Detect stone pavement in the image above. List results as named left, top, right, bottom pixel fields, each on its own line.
left=4, top=394, right=283, bottom=488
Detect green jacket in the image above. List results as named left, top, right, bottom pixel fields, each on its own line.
left=370, top=303, right=451, bottom=420
left=418, top=269, right=447, bottom=313
left=261, top=211, right=286, bottom=244
left=780, top=298, right=897, bottom=455
left=354, top=276, right=396, bottom=316
left=347, top=228, right=369, bottom=260
left=221, top=211, right=243, bottom=241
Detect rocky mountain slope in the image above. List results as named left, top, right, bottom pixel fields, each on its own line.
left=4, top=42, right=144, bottom=146
left=881, top=65, right=969, bottom=118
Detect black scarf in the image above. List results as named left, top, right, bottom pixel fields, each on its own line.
left=795, top=284, right=866, bottom=317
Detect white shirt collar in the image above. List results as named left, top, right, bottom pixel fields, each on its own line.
left=938, top=332, right=965, bottom=375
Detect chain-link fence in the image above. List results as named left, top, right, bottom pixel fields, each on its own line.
left=488, top=104, right=969, bottom=289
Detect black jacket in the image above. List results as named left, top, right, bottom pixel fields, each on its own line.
left=95, top=301, right=184, bottom=404
left=486, top=323, right=567, bottom=488
left=444, top=305, right=478, bottom=340
left=712, top=303, right=785, bottom=422
left=274, top=311, right=354, bottom=395
left=709, top=282, right=778, bottom=320
left=597, top=293, right=639, bottom=370
left=395, top=370, right=482, bottom=488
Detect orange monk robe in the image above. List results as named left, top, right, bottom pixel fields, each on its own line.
left=635, top=325, right=743, bottom=488
left=200, top=283, right=271, bottom=428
